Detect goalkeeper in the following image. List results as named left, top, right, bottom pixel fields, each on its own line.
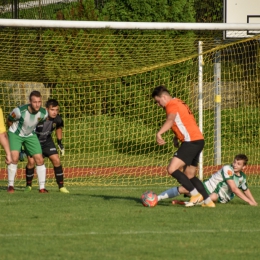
left=157, top=154, right=257, bottom=206
left=22, top=99, right=69, bottom=193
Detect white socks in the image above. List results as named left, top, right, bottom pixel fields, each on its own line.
left=204, top=197, right=213, bottom=204
left=8, top=163, right=18, bottom=187
left=36, top=164, right=46, bottom=189
left=8, top=163, right=46, bottom=190
left=190, top=189, right=199, bottom=196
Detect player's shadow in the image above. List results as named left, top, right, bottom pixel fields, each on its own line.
left=90, top=194, right=172, bottom=206
left=111, top=139, right=171, bottom=156
left=90, top=194, right=140, bottom=204
left=158, top=201, right=173, bottom=206
left=0, top=185, right=25, bottom=191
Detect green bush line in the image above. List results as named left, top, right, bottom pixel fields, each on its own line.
left=1, top=106, right=259, bottom=168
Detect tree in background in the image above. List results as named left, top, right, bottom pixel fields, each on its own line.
left=58, top=0, right=196, bottom=24
left=99, top=0, right=195, bottom=23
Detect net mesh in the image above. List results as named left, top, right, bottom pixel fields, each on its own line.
left=0, top=27, right=260, bottom=187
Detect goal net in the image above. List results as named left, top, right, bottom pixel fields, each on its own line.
left=0, top=22, right=260, bottom=187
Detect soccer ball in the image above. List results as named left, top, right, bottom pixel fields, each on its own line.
left=141, top=190, right=158, bottom=207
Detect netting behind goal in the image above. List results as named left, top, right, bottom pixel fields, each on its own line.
left=0, top=27, right=260, bottom=187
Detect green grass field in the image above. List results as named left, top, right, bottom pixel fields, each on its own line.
left=1, top=185, right=260, bottom=260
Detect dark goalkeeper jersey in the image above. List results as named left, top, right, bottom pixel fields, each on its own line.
left=35, top=114, right=64, bottom=144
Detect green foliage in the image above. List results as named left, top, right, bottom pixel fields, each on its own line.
left=49, top=62, right=192, bottom=124
left=0, top=0, right=223, bottom=25
left=194, top=0, right=223, bottom=23
left=98, top=0, right=196, bottom=38
left=193, top=0, right=223, bottom=37
left=221, top=107, right=260, bottom=145
left=201, top=107, right=260, bottom=166
left=53, top=113, right=173, bottom=157
left=55, top=0, right=99, bottom=20
left=0, top=2, right=75, bottom=19
left=0, top=0, right=197, bottom=107
left=99, top=0, right=195, bottom=23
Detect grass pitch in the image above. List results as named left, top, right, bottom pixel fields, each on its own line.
left=1, top=186, right=260, bottom=260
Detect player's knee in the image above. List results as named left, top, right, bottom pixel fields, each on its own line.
left=178, top=185, right=189, bottom=194
left=27, top=161, right=35, bottom=168
left=50, top=157, right=60, bottom=166
left=34, top=157, right=44, bottom=165
left=184, top=166, right=197, bottom=179
left=27, top=156, right=35, bottom=168
left=12, top=159, right=19, bottom=164
left=210, top=193, right=218, bottom=202
left=167, top=165, right=178, bottom=175
left=11, top=152, right=19, bottom=164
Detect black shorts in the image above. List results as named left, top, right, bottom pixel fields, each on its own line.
left=174, top=139, right=204, bottom=167
left=41, top=139, right=58, bottom=158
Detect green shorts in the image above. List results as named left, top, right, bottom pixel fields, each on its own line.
left=8, top=132, right=42, bottom=156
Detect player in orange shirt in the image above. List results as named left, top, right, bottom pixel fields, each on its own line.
left=152, top=85, right=215, bottom=207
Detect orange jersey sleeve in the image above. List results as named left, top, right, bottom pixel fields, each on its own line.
left=165, top=98, right=203, bottom=142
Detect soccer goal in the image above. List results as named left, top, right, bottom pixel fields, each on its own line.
left=0, top=19, right=260, bottom=187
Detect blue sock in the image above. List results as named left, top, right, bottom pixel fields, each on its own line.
left=158, top=187, right=179, bottom=201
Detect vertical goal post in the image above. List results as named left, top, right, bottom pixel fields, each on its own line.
left=1, top=19, right=260, bottom=186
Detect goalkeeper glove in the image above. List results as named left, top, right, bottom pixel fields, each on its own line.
left=57, top=139, right=65, bottom=156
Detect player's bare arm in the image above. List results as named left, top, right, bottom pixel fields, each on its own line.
left=156, top=113, right=176, bottom=145
left=227, top=179, right=256, bottom=206
left=56, top=128, right=62, bottom=140
left=244, top=189, right=257, bottom=206
left=0, top=132, right=12, bottom=164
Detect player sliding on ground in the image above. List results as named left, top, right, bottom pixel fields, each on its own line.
left=157, top=154, right=257, bottom=206
left=152, top=85, right=215, bottom=207
left=23, top=99, right=69, bottom=193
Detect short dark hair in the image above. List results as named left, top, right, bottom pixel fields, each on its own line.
left=234, top=154, right=248, bottom=166
left=29, top=90, right=42, bottom=101
left=46, top=99, right=59, bottom=108
left=152, top=85, right=170, bottom=98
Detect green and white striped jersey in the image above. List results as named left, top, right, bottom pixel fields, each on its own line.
left=8, top=104, right=48, bottom=137
left=204, top=164, right=248, bottom=203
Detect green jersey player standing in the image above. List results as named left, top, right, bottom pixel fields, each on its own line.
left=7, top=91, right=48, bottom=193
left=156, top=154, right=257, bottom=206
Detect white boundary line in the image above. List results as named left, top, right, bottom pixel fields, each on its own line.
left=1, top=229, right=260, bottom=237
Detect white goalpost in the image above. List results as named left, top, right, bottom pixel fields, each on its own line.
left=1, top=19, right=260, bottom=30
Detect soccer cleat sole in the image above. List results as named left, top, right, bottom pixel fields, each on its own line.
left=59, top=187, right=70, bottom=193
left=7, top=186, right=15, bottom=193
left=24, top=186, right=32, bottom=192
left=201, top=202, right=216, bottom=208
left=39, top=189, right=49, bottom=193
left=185, top=194, right=203, bottom=207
